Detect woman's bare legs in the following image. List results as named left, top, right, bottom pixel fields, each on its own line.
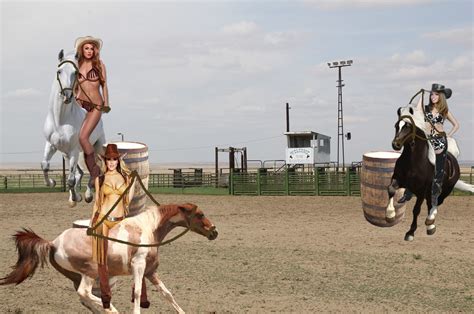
left=80, top=109, right=102, bottom=154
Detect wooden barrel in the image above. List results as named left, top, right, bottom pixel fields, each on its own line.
left=72, top=219, right=90, bottom=228
left=361, top=151, right=406, bottom=227
left=106, top=141, right=150, bottom=217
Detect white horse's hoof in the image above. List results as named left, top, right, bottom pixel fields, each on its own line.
left=69, top=201, right=77, bottom=208
left=85, top=195, right=93, bottom=203
left=404, top=234, right=414, bottom=241
left=46, top=179, right=56, bottom=187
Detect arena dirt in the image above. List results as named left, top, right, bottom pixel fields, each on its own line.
left=0, top=193, right=473, bottom=313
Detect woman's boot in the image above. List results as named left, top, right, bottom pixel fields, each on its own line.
left=84, top=152, right=101, bottom=187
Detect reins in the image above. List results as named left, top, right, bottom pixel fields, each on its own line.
left=395, top=88, right=446, bottom=147
left=410, top=88, right=447, bottom=137
left=56, top=60, right=79, bottom=99
left=57, top=59, right=109, bottom=113
left=87, top=170, right=194, bottom=247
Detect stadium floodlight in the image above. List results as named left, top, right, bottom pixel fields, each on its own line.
left=117, top=132, right=124, bottom=142
left=327, top=59, right=354, bottom=169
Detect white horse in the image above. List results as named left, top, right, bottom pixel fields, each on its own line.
left=0, top=203, right=218, bottom=314
left=42, top=49, right=106, bottom=206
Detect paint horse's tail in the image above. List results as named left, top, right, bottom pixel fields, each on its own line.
left=454, top=180, right=474, bottom=193
left=0, top=228, right=52, bottom=285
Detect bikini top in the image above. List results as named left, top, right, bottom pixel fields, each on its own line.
left=102, top=181, right=127, bottom=196
left=425, top=111, right=444, bottom=125
left=78, top=67, right=101, bottom=82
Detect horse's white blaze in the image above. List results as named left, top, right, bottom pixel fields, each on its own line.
left=398, top=120, right=406, bottom=130
left=386, top=197, right=396, bottom=219
left=399, top=105, right=428, bottom=133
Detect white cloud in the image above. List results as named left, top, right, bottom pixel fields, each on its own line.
left=221, top=21, right=259, bottom=35
left=3, top=88, right=43, bottom=98
left=422, top=27, right=474, bottom=46
left=304, top=0, right=432, bottom=9
left=390, top=50, right=427, bottom=64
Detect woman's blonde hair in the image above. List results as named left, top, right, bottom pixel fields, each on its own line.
left=77, top=41, right=105, bottom=84
left=432, top=92, right=449, bottom=117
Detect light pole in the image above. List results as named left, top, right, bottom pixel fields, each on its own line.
left=327, top=59, right=353, bottom=170
left=117, top=132, right=124, bottom=142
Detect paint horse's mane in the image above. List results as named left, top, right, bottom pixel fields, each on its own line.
left=399, top=105, right=429, bottom=135
left=398, top=104, right=460, bottom=165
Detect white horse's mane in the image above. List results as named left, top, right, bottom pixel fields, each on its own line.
left=399, top=105, right=429, bottom=134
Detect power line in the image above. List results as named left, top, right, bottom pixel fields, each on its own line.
left=1, top=135, right=284, bottom=155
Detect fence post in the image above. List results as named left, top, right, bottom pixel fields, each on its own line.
left=256, top=170, right=261, bottom=196
left=315, top=167, right=319, bottom=195
left=285, top=168, right=289, bottom=195
left=345, top=167, right=350, bottom=196
left=229, top=171, right=234, bottom=195
left=19, top=175, right=21, bottom=189
left=4, top=176, right=7, bottom=190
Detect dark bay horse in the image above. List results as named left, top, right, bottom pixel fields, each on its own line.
left=0, top=203, right=218, bottom=313
left=386, top=105, right=463, bottom=241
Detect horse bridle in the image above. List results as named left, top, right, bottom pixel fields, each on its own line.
left=87, top=171, right=201, bottom=247
left=393, top=115, right=428, bottom=148
left=56, top=60, right=79, bottom=103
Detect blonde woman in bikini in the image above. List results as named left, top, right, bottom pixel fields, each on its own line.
left=74, top=36, right=110, bottom=188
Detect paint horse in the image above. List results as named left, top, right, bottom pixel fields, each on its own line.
left=0, top=203, right=218, bottom=313
left=42, top=49, right=106, bottom=206
left=386, top=105, right=474, bottom=241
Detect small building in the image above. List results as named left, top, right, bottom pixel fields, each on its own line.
left=284, top=131, right=331, bottom=165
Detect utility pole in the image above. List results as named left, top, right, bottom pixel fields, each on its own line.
left=327, top=60, right=353, bottom=170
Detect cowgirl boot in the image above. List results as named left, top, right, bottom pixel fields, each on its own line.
left=84, top=152, right=101, bottom=188
left=98, top=263, right=112, bottom=309
left=131, top=279, right=151, bottom=308
left=426, top=151, right=446, bottom=226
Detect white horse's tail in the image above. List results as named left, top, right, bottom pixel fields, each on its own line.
left=454, top=180, right=474, bottom=193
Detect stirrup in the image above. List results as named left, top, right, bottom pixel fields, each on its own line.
left=398, top=194, right=412, bottom=203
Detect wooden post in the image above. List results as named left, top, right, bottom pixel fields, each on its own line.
left=243, top=147, right=248, bottom=172
left=229, top=147, right=235, bottom=174
left=215, top=147, right=218, bottom=188
left=62, top=157, right=66, bottom=192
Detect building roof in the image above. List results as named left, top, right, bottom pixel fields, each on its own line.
left=284, top=131, right=331, bottom=139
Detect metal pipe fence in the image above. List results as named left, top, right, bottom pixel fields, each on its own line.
left=1, top=167, right=473, bottom=196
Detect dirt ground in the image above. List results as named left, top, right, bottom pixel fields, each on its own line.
left=0, top=193, right=473, bottom=313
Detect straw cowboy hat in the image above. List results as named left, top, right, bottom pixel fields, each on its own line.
left=101, top=144, right=121, bottom=160
left=75, top=36, right=103, bottom=52
left=431, top=83, right=452, bottom=99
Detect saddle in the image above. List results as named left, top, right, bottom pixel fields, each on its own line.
left=427, top=137, right=459, bottom=166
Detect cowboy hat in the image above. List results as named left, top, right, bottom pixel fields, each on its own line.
left=75, top=36, right=103, bottom=52
left=101, top=144, right=121, bottom=160
left=431, top=83, right=452, bottom=99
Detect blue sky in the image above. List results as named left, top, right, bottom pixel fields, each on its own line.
left=1, top=0, right=473, bottom=166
